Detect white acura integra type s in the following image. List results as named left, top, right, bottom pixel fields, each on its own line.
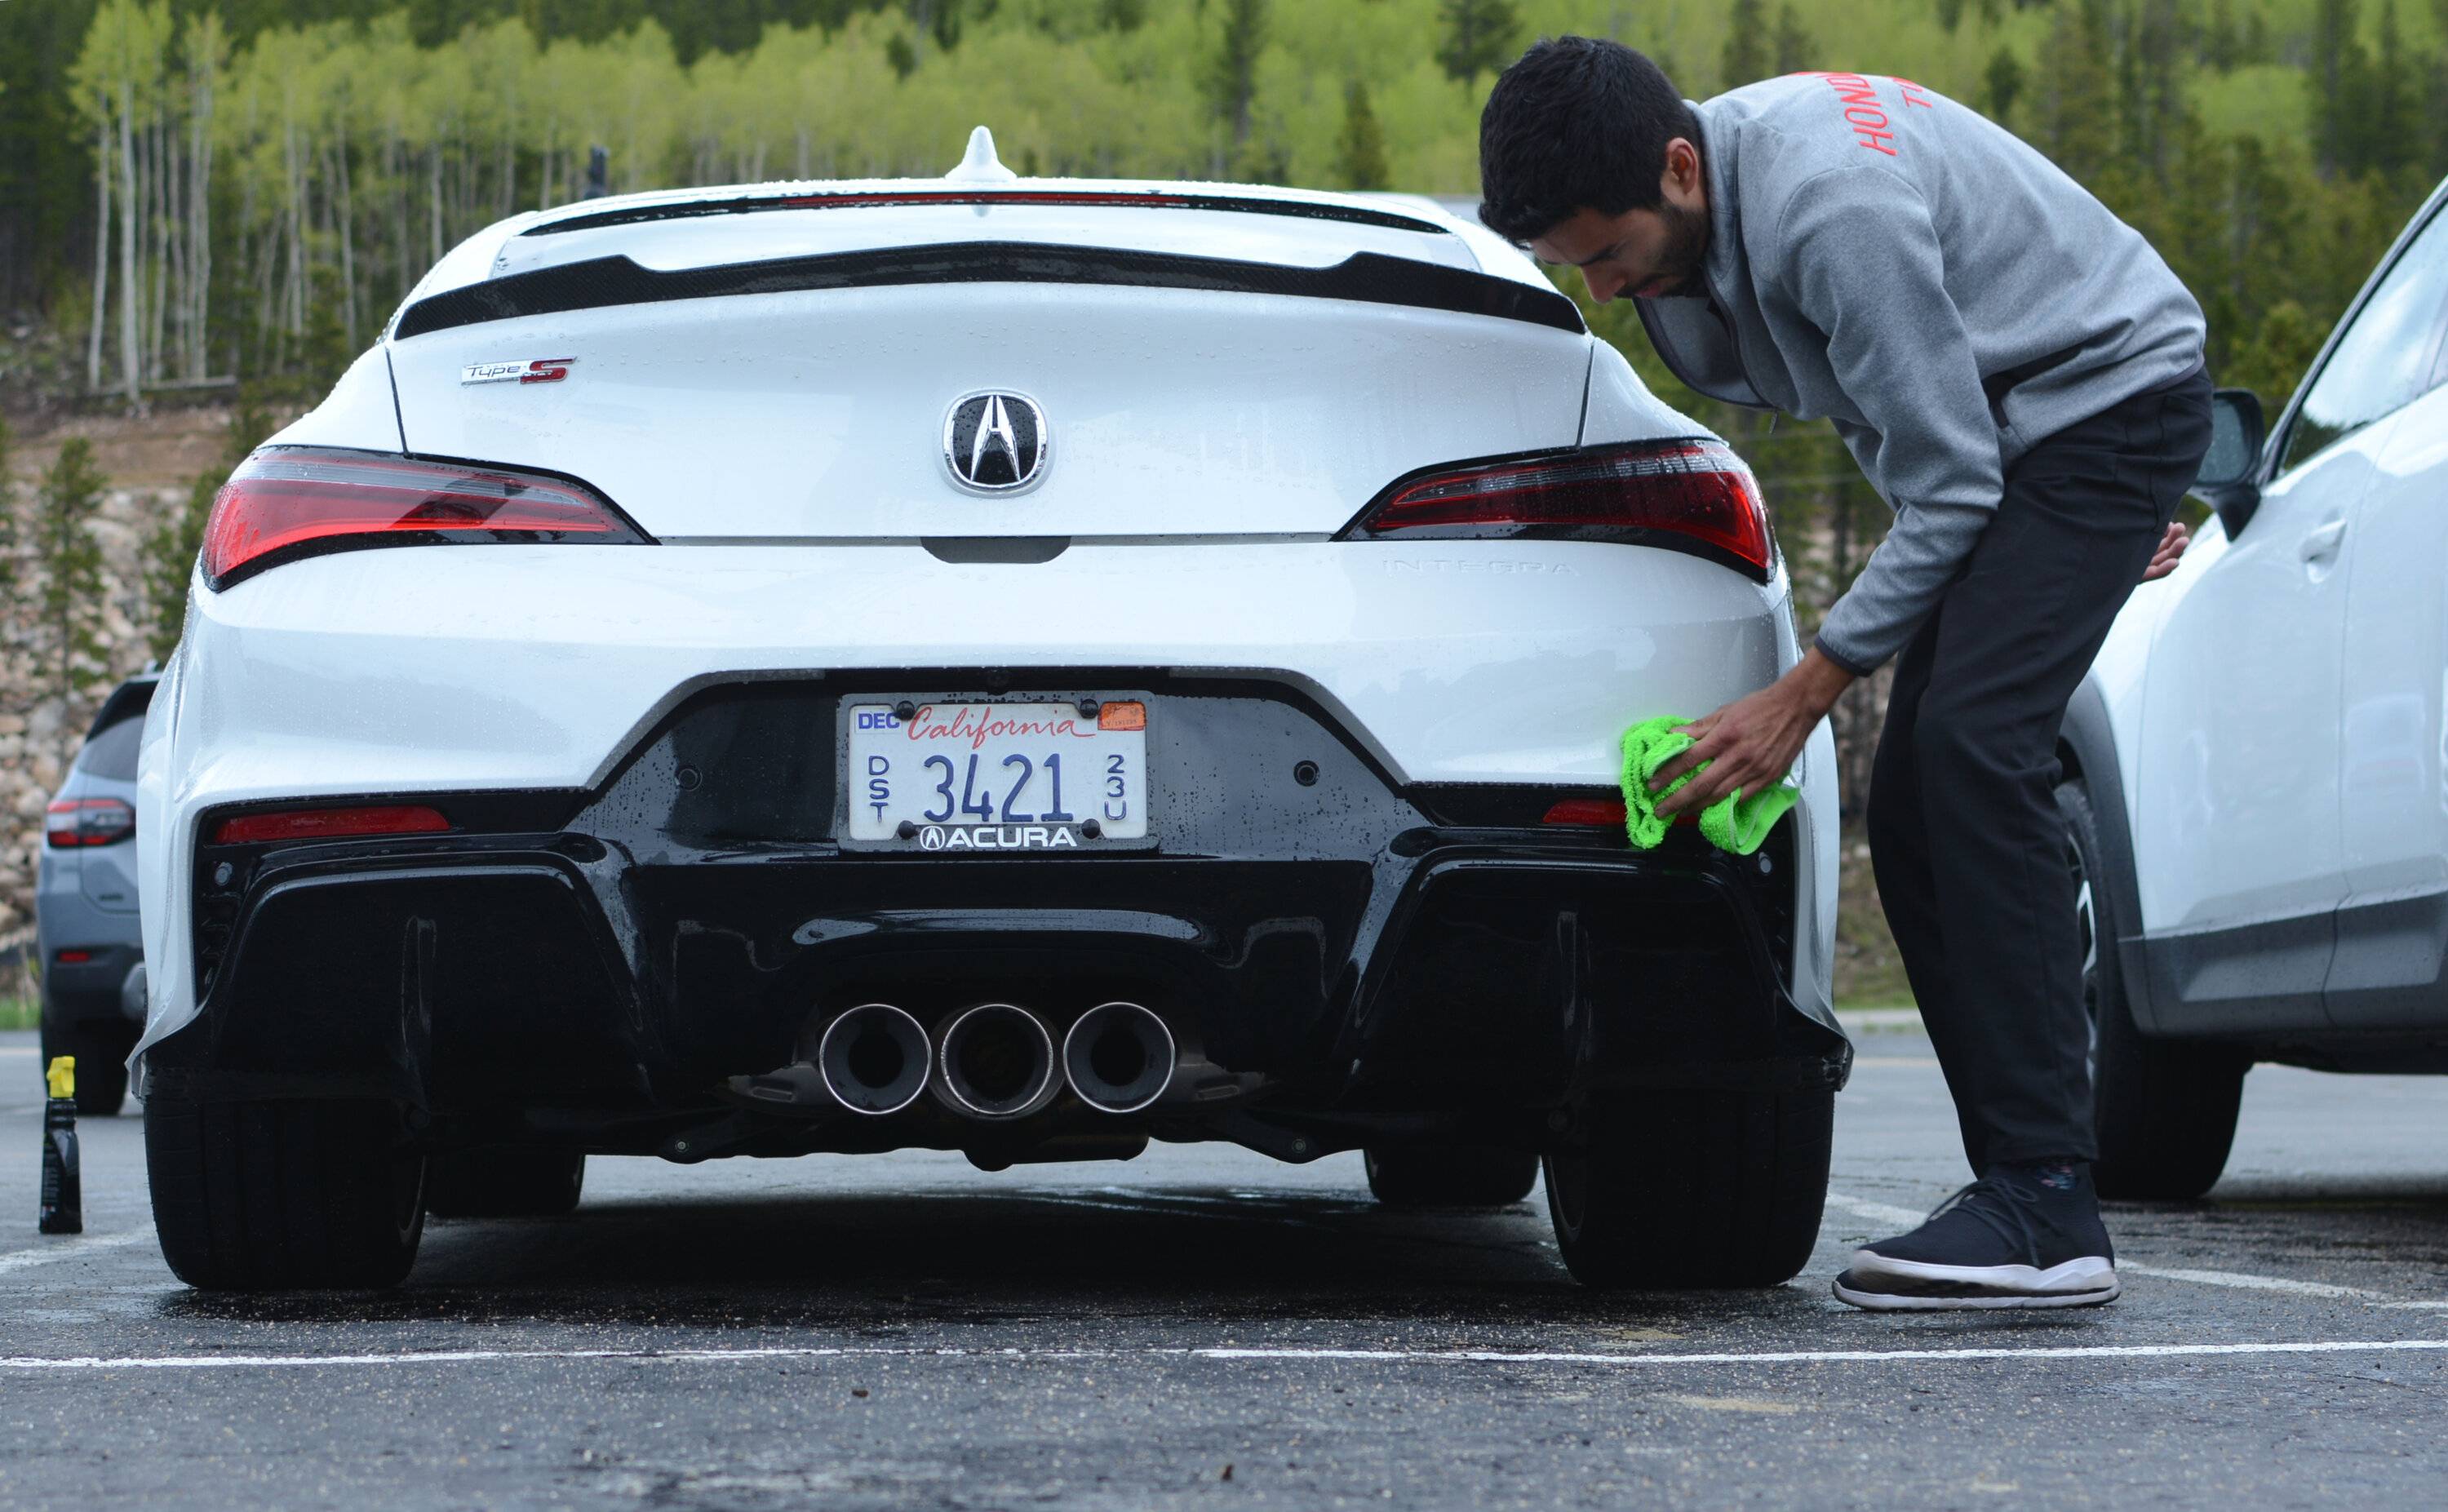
left=132, top=131, right=1847, bottom=1290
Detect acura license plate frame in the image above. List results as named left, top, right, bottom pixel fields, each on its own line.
left=836, top=693, right=1156, bottom=854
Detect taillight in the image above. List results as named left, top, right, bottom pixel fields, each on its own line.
left=202, top=446, right=645, bottom=589
left=1345, top=439, right=1775, bottom=580
left=47, top=798, right=135, bottom=849
left=209, top=805, right=451, bottom=845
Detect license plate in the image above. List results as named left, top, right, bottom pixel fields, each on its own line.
left=845, top=701, right=1150, bottom=848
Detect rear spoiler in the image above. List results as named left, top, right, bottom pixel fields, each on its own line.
left=392, top=243, right=1585, bottom=341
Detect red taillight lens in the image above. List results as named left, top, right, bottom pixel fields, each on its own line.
left=202, top=446, right=645, bottom=589
left=1347, top=440, right=1775, bottom=579
left=209, top=805, right=451, bottom=845
left=56, top=949, right=95, bottom=964
left=47, top=798, right=135, bottom=849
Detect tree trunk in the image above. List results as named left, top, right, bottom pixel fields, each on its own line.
left=191, top=60, right=214, bottom=383
left=118, top=80, right=142, bottom=403
left=88, top=108, right=110, bottom=393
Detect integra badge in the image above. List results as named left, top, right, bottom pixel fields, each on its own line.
left=460, top=357, right=574, bottom=386
left=918, top=824, right=1080, bottom=851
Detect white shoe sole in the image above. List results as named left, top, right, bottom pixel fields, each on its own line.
left=1845, top=1249, right=2118, bottom=1293
left=1833, top=1275, right=2122, bottom=1312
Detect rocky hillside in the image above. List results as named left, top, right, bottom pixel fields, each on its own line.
left=2, top=406, right=232, bottom=942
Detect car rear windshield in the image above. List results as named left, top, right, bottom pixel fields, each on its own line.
left=78, top=716, right=144, bottom=782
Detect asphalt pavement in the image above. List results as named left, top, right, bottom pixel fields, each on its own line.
left=1, top=1023, right=2442, bottom=1510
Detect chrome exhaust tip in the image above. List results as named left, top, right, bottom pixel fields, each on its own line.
left=1062, top=1001, right=1178, bottom=1115
left=816, top=1003, right=931, bottom=1115
left=936, top=1003, right=1060, bottom=1120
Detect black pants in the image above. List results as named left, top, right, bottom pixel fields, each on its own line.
left=1869, top=370, right=2213, bottom=1173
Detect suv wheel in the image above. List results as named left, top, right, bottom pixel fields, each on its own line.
left=1364, top=1144, right=1538, bottom=1207
left=1541, top=1086, right=1832, bottom=1288
left=426, top=1148, right=586, bottom=1218
left=145, top=1096, right=427, bottom=1290
left=2058, top=779, right=2248, bottom=1200
left=37, top=1023, right=131, bottom=1117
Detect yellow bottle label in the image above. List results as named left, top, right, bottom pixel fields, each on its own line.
left=47, top=1056, right=75, bottom=1100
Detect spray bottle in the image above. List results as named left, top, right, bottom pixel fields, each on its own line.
left=38, top=1056, right=81, bottom=1235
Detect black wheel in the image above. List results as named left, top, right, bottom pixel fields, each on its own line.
left=425, top=1148, right=586, bottom=1218
left=2058, top=780, right=2249, bottom=1199
left=37, top=1022, right=131, bottom=1117
left=1364, top=1144, right=1539, bottom=1207
left=1541, top=1086, right=1833, bottom=1288
left=144, top=1096, right=427, bottom=1290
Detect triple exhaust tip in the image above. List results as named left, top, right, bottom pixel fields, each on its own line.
left=1062, top=1001, right=1178, bottom=1115
left=815, top=1000, right=1177, bottom=1119
left=817, top=1003, right=932, bottom=1116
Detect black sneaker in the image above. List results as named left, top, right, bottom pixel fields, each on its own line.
left=1834, top=1162, right=2120, bottom=1311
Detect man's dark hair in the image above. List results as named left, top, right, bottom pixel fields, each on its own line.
left=1477, top=37, right=1700, bottom=244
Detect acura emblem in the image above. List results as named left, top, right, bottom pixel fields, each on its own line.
left=942, top=391, right=1051, bottom=494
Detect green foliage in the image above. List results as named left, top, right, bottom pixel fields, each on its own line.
left=2224, top=299, right=2327, bottom=407
left=1773, top=5, right=1816, bottom=73
left=1337, top=78, right=1391, bottom=190
left=1435, top=0, right=1519, bottom=84
left=1204, top=0, right=1266, bottom=156
left=1982, top=43, right=2024, bottom=125
left=1722, top=0, right=1771, bottom=91
left=33, top=438, right=109, bottom=716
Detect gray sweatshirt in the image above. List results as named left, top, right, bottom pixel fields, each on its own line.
left=1634, top=73, right=2206, bottom=673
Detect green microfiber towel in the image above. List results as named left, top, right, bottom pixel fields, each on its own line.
left=1619, top=715, right=1800, bottom=856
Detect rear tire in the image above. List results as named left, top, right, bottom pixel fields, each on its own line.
left=2058, top=780, right=2248, bottom=1199
left=1364, top=1144, right=1538, bottom=1207
left=425, top=1148, right=586, bottom=1218
left=1541, top=1086, right=1833, bottom=1288
left=145, top=1096, right=427, bottom=1290
left=37, top=1022, right=131, bottom=1117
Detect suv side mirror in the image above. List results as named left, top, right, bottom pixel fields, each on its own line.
left=2195, top=388, right=2266, bottom=538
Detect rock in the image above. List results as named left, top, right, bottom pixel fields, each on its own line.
left=0, top=714, right=24, bottom=736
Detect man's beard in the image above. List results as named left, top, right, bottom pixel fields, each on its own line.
left=1648, top=199, right=1713, bottom=299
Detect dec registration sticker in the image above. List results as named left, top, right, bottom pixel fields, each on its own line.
left=846, top=701, right=1149, bottom=849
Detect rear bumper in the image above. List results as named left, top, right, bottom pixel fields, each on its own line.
left=141, top=677, right=1845, bottom=1151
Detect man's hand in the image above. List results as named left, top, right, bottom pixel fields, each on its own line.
left=1652, top=649, right=1856, bottom=818
left=2141, top=521, right=2189, bottom=582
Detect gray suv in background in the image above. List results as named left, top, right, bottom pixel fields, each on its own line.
left=37, top=674, right=157, bottom=1115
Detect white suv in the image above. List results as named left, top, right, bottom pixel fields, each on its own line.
left=2069, top=176, right=2448, bottom=1197
left=134, top=135, right=1845, bottom=1289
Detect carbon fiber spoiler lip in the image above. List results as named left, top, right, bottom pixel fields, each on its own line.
left=391, top=242, right=1586, bottom=341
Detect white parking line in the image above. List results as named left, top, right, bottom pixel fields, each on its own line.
left=0, top=1229, right=156, bottom=1279
left=1822, top=1192, right=2384, bottom=1301
left=1, top=1338, right=2443, bottom=1373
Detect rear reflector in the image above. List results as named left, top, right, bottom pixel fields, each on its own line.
left=209, top=805, right=452, bottom=845
left=1346, top=440, right=1775, bottom=580
left=55, top=949, right=95, bottom=964
left=203, top=446, right=645, bottom=589
left=1540, top=797, right=1696, bottom=830
left=1541, top=798, right=1629, bottom=827
left=46, top=797, right=135, bottom=849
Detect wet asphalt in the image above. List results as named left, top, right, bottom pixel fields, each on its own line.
left=0, top=1024, right=2443, bottom=1510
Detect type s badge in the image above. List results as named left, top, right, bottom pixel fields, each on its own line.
left=460, top=357, right=574, bottom=386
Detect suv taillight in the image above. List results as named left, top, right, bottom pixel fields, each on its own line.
left=203, top=446, right=646, bottom=589
left=47, top=797, right=135, bottom=849
left=1343, top=439, right=1775, bottom=580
